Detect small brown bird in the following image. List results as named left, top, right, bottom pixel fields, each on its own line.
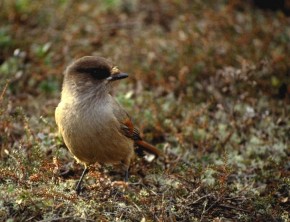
left=55, top=56, right=163, bottom=194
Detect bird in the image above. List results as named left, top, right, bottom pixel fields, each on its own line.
left=55, top=56, right=163, bottom=194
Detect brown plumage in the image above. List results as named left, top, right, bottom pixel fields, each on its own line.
left=55, top=56, right=163, bottom=194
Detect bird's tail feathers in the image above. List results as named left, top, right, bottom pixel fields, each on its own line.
left=135, top=140, right=164, bottom=158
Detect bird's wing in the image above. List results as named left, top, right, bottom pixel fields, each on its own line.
left=111, top=96, right=163, bottom=157
left=110, top=96, right=141, bottom=140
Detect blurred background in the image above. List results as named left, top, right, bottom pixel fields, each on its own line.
left=0, top=0, right=289, bottom=221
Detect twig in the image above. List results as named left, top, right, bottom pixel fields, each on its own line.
left=0, top=79, right=10, bottom=104
left=188, top=193, right=213, bottom=206
left=37, top=217, right=95, bottom=222
left=220, top=130, right=234, bottom=147
left=219, top=204, right=250, bottom=213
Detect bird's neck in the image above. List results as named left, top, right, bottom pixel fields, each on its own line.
left=61, top=79, right=110, bottom=105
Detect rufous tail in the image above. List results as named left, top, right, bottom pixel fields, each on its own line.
left=135, top=140, right=164, bottom=157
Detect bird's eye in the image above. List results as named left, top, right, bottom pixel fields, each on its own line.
left=91, top=68, right=111, bottom=79
left=76, top=67, right=110, bottom=80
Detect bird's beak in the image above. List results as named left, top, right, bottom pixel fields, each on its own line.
left=106, top=73, right=128, bottom=81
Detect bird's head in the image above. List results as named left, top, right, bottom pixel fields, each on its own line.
left=64, top=56, right=128, bottom=91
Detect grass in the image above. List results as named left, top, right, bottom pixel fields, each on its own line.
left=0, top=0, right=289, bottom=221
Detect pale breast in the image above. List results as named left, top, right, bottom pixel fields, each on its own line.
left=56, top=97, right=134, bottom=166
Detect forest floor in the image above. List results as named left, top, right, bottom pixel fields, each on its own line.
left=0, top=1, right=289, bottom=221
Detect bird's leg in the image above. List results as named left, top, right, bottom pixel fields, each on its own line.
left=75, top=166, right=89, bottom=195
left=120, top=161, right=130, bottom=182
left=124, top=167, right=129, bottom=182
